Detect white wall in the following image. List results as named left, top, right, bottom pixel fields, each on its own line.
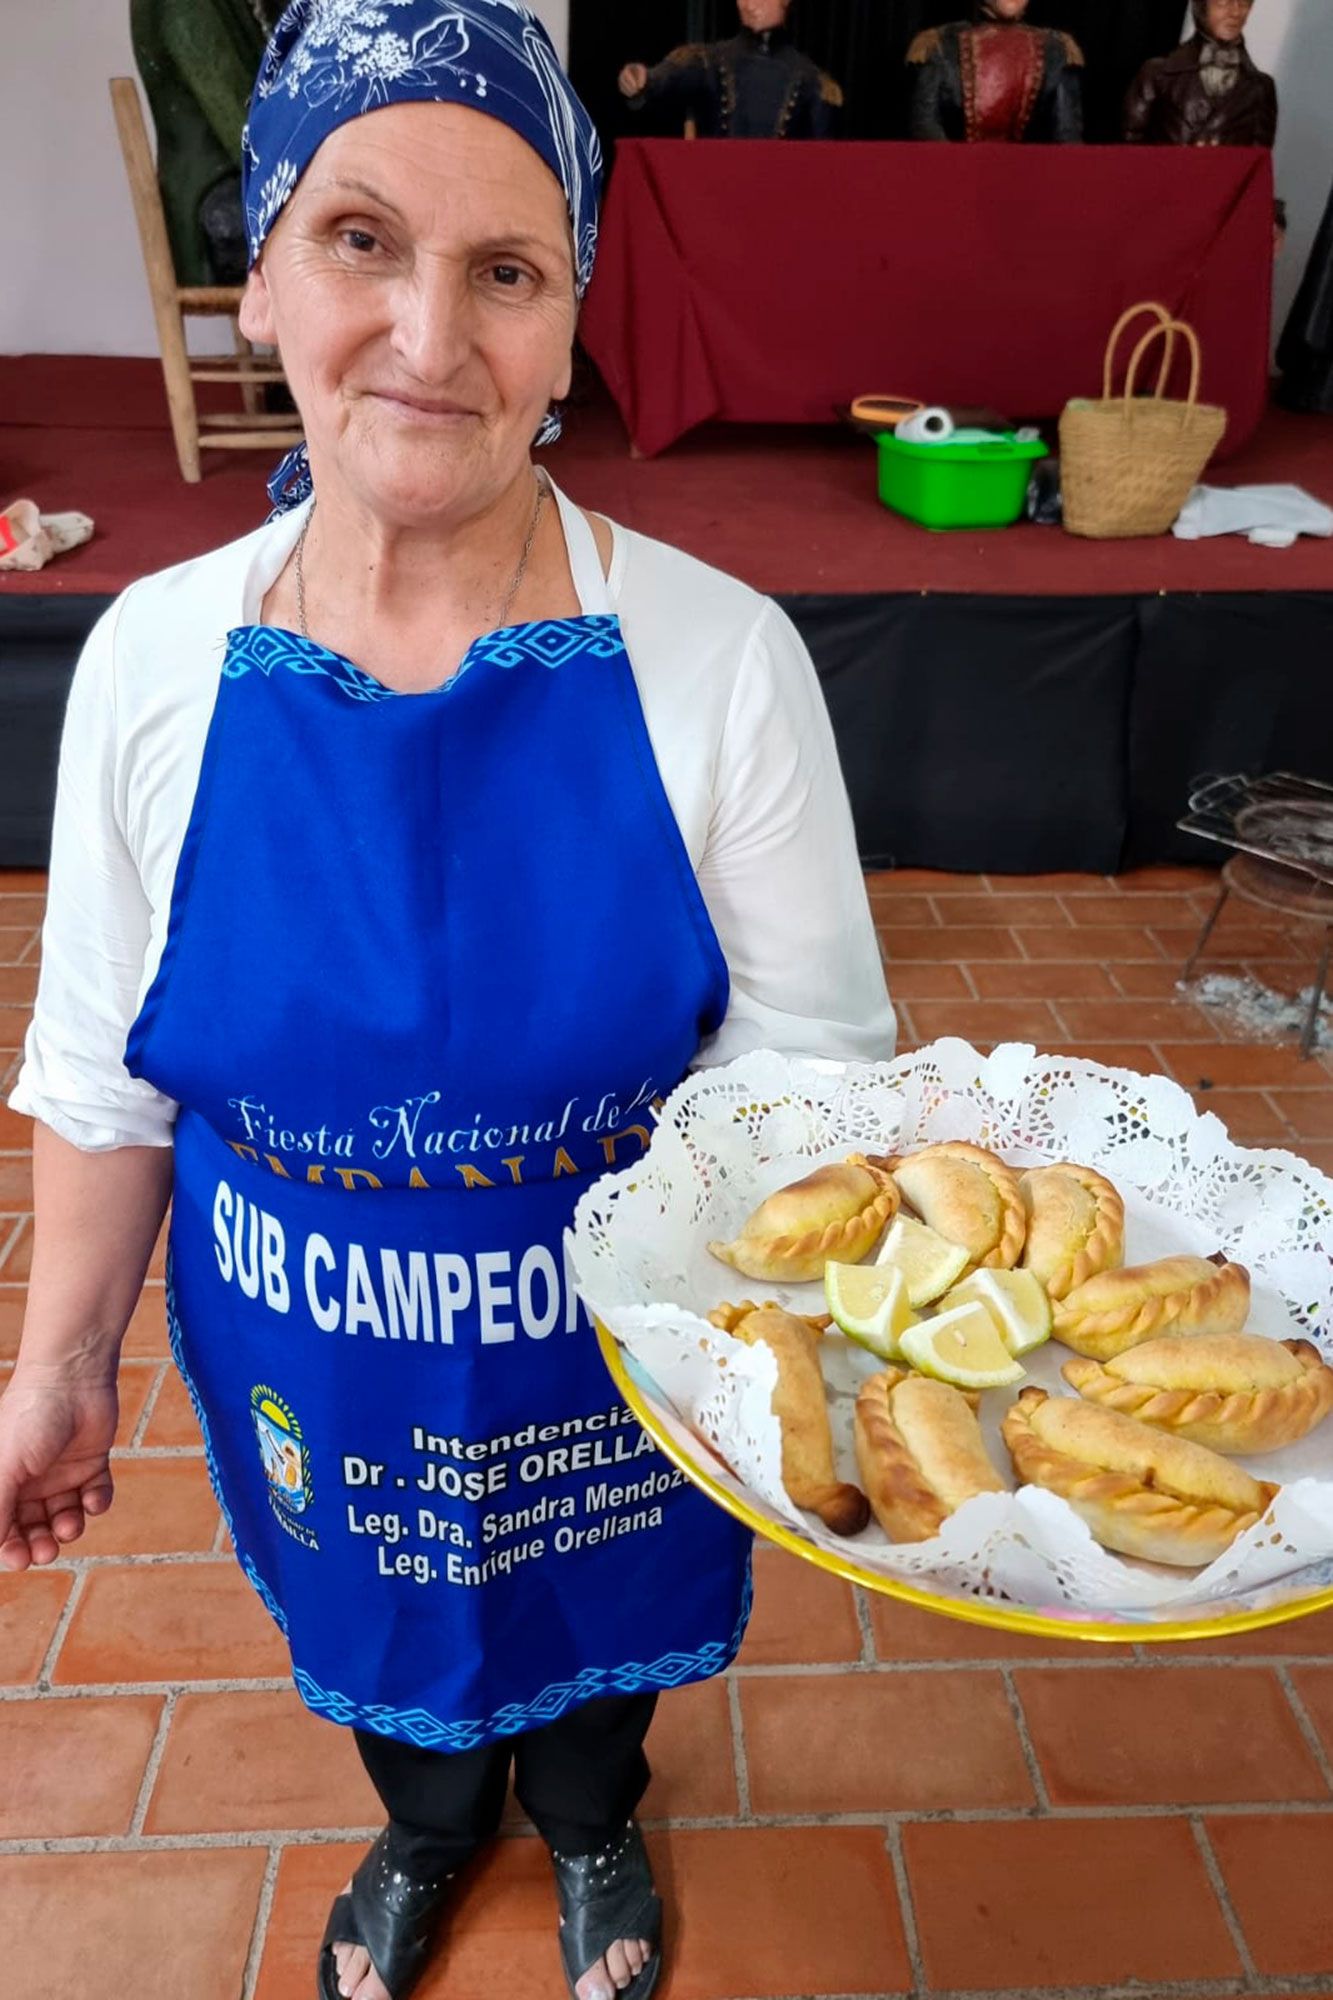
left=5, top=3, right=162, bottom=356
left=4, top=0, right=1325, bottom=359
left=2, top=0, right=571, bottom=358
left=1178, top=0, right=1333, bottom=337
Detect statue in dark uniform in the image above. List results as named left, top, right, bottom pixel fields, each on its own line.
left=1124, top=0, right=1283, bottom=229
left=618, top=0, right=843, bottom=140
left=1124, top=0, right=1276, bottom=150
left=130, top=0, right=282, bottom=286
left=906, top=0, right=1084, bottom=146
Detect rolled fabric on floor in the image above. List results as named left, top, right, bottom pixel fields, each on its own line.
left=896, top=406, right=956, bottom=444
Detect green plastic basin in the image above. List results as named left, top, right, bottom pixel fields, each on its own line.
left=876, top=431, right=1048, bottom=532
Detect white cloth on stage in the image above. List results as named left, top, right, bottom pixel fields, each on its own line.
left=1172, top=482, right=1333, bottom=549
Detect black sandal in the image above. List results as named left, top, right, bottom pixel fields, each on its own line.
left=316, top=1827, right=454, bottom=2000
left=552, top=1821, right=663, bottom=2000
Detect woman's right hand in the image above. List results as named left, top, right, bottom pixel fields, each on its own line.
left=0, top=1367, right=118, bottom=1570
left=618, top=63, right=649, bottom=98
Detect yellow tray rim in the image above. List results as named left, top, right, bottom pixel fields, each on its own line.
left=596, top=1321, right=1333, bottom=1646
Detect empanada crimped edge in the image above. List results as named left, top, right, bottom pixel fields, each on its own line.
left=1020, top=1162, right=1126, bottom=1300
left=880, top=1140, right=1027, bottom=1271
left=1062, top=1339, right=1333, bottom=1455
left=1001, top=1388, right=1278, bottom=1568
left=708, top=1155, right=900, bottom=1282
left=1051, top=1256, right=1250, bottom=1361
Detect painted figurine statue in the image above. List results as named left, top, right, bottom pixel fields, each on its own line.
left=130, top=0, right=282, bottom=285
left=906, top=0, right=1085, bottom=145
left=1124, top=0, right=1282, bottom=227
left=1124, top=0, right=1275, bottom=149
left=618, top=0, right=843, bottom=141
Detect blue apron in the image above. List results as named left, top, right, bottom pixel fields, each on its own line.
left=125, top=494, right=752, bottom=1752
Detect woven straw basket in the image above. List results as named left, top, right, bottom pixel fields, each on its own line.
left=1060, top=301, right=1228, bottom=539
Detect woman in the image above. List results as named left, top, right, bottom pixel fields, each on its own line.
left=0, top=7, right=894, bottom=1999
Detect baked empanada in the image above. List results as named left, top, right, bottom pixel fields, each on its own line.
left=1002, top=1387, right=1276, bottom=1567
left=708, top=1156, right=899, bottom=1284
left=1051, top=1254, right=1250, bottom=1361
left=1019, top=1163, right=1125, bottom=1301
left=1063, top=1334, right=1333, bottom=1455
left=854, top=1368, right=1007, bottom=1543
left=884, top=1142, right=1025, bottom=1271
left=709, top=1301, right=870, bottom=1536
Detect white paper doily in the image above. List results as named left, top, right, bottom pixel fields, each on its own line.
left=568, top=1041, right=1333, bottom=1633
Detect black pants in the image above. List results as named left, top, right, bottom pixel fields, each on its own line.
left=354, top=1692, right=657, bottom=1878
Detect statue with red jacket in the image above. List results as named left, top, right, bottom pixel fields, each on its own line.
left=906, top=0, right=1085, bottom=146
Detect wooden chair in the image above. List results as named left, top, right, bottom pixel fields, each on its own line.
left=109, top=77, right=303, bottom=483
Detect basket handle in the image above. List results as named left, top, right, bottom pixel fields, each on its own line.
left=1122, top=317, right=1203, bottom=425
left=1102, top=301, right=1178, bottom=401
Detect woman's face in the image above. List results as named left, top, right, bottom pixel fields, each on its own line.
left=240, top=102, right=577, bottom=526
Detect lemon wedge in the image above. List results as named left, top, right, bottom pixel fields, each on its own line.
left=874, top=1215, right=970, bottom=1308
left=824, top=1262, right=916, bottom=1360
left=899, top=1302, right=1026, bottom=1389
left=942, top=1268, right=1052, bottom=1357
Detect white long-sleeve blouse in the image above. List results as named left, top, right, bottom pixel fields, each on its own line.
left=10, top=481, right=895, bottom=1150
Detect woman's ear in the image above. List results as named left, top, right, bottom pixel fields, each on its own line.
left=238, top=263, right=276, bottom=346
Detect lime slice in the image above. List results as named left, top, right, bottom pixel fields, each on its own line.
left=943, top=1269, right=1053, bottom=1357
left=824, top=1262, right=916, bottom=1360
left=874, top=1215, right=970, bottom=1308
left=899, top=1302, right=1026, bottom=1389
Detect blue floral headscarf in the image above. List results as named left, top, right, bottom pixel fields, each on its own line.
left=242, top=0, right=603, bottom=511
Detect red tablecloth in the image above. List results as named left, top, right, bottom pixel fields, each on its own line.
left=579, top=140, right=1274, bottom=459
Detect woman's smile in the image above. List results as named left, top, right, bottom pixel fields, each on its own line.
left=368, top=389, right=480, bottom=425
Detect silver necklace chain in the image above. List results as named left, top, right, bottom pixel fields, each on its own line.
left=293, top=476, right=548, bottom=653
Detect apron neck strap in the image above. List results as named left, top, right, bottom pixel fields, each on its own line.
left=547, top=478, right=614, bottom=618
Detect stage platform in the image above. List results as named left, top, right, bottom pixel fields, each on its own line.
left=4, top=356, right=1333, bottom=600
left=2, top=355, right=1331, bottom=871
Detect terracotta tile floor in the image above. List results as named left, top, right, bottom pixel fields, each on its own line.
left=3, top=864, right=1333, bottom=1999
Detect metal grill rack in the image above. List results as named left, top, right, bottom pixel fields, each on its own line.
left=1177, top=772, right=1333, bottom=1060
